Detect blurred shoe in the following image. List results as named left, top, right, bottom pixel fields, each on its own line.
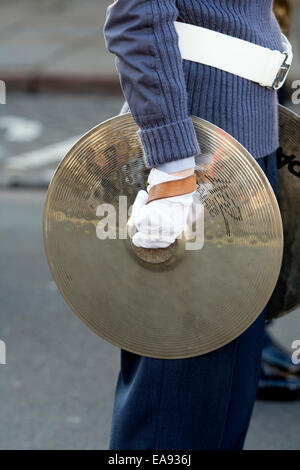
left=257, top=362, right=300, bottom=401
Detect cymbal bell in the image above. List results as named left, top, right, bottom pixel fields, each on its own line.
left=43, top=113, right=283, bottom=358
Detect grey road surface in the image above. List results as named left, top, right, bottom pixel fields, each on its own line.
left=1, top=188, right=300, bottom=450
left=0, top=91, right=125, bottom=187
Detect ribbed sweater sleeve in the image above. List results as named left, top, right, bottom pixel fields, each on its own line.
left=103, top=0, right=200, bottom=168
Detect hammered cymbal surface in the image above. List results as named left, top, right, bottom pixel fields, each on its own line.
left=43, top=113, right=283, bottom=358
left=268, top=105, right=300, bottom=319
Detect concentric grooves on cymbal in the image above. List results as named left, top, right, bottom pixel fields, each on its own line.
left=43, top=113, right=283, bottom=358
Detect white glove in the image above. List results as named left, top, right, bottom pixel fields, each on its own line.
left=130, top=169, right=195, bottom=249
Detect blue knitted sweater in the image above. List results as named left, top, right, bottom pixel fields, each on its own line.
left=104, top=1, right=283, bottom=168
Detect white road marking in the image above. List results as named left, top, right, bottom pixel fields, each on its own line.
left=6, top=136, right=81, bottom=170
left=0, top=116, right=43, bottom=142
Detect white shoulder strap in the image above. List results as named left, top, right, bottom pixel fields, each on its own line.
left=174, top=21, right=293, bottom=90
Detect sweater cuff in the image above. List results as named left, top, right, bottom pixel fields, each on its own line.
left=137, top=117, right=200, bottom=168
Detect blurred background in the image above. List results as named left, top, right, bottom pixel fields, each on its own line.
left=0, top=0, right=300, bottom=450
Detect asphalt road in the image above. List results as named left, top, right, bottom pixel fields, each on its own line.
left=0, top=92, right=300, bottom=449
left=0, top=91, right=125, bottom=187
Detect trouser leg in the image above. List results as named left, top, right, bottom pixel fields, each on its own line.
left=108, top=305, right=266, bottom=450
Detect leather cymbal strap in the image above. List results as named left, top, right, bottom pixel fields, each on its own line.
left=146, top=174, right=197, bottom=204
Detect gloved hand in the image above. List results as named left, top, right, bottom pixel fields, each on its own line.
left=130, top=168, right=196, bottom=249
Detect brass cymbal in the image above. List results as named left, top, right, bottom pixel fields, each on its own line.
left=43, top=113, right=283, bottom=358
left=268, top=105, right=300, bottom=319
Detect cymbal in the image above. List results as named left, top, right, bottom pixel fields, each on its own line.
left=43, top=113, right=283, bottom=358
left=267, top=105, right=300, bottom=319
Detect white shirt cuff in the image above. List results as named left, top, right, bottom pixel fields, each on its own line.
left=155, top=156, right=196, bottom=173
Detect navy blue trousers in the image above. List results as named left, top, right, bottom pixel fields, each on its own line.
left=109, top=152, right=278, bottom=450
